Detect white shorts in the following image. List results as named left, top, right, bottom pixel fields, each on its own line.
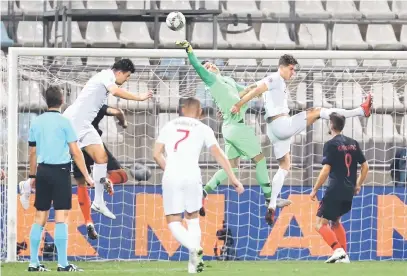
left=77, top=127, right=103, bottom=149
left=162, top=174, right=203, bottom=216
left=266, top=111, right=307, bottom=159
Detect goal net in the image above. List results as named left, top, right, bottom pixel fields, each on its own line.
left=3, top=48, right=407, bottom=262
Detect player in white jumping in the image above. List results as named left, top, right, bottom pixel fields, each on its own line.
left=153, top=97, right=244, bottom=273
left=64, top=59, right=152, bottom=219
left=231, top=54, right=372, bottom=225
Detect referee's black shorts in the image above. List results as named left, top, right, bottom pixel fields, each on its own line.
left=34, top=163, right=72, bottom=211
left=72, top=143, right=121, bottom=179
left=317, top=195, right=353, bottom=222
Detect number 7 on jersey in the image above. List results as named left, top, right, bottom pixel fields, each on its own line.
left=174, top=129, right=190, bottom=152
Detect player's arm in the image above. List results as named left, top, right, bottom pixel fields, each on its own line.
left=311, top=165, right=331, bottom=200
left=204, top=126, right=244, bottom=194
left=108, top=86, right=152, bottom=102
left=69, top=143, right=94, bottom=186
left=28, top=146, right=37, bottom=180
left=104, top=105, right=127, bottom=128
left=311, top=142, right=333, bottom=200
left=238, top=83, right=257, bottom=98
left=176, top=40, right=217, bottom=86
left=355, top=141, right=369, bottom=194
left=64, top=120, right=94, bottom=186
left=28, top=125, right=37, bottom=186
left=231, top=81, right=268, bottom=114
left=153, top=125, right=168, bottom=170
left=153, top=142, right=166, bottom=171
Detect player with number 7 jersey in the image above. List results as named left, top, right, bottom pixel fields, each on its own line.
left=153, top=97, right=243, bottom=273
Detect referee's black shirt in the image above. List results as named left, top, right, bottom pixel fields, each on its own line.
left=321, top=134, right=366, bottom=200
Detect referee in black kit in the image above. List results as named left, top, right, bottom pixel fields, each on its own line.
left=27, top=86, right=93, bottom=272
left=310, top=113, right=369, bottom=264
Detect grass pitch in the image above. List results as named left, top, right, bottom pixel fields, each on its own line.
left=2, top=261, right=407, bottom=276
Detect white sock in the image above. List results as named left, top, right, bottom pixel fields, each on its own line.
left=93, top=163, right=107, bottom=205
left=186, top=218, right=201, bottom=249
left=320, top=107, right=364, bottom=120
left=269, top=168, right=288, bottom=210
left=168, top=221, right=194, bottom=251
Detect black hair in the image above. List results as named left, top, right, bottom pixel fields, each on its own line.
left=201, top=60, right=209, bottom=65
left=278, top=54, right=298, bottom=67
left=329, top=112, right=346, bottom=132
left=45, top=86, right=63, bottom=108
left=111, top=59, right=135, bottom=73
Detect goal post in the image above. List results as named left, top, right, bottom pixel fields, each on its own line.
left=5, top=47, right=407, bottom=262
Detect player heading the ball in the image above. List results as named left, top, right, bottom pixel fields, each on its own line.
left=231, top=54, right=373, bottom=226
left=310, top=113, right=369, bottom=264
left=153, top=97, right=243, bottom=273
left=176, top=40, right=291, bottom=221
left=63, top=59, right=152, bottom=220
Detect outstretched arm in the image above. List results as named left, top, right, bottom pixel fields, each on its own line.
left=106, top=106, right=127, bottom=129
left=176, top=40, right=217, bottom=87
left=231, top=82, right=268, bottom=114
left=108, top=86, right=153, bottom=101
left=238, top=83, right=259, bottom=98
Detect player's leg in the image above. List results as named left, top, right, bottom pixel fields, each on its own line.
left=105, top=144, right=128, bottom=184
left=200, top=140, right=239, bottom=217
left=264, top=120, right=292, bottom=225
left=315, top=198, right=347, bottom=263
left=73, top=150, right=98, bottom=240
left=306, top=94, right=372, bottom=126
left=331, top=219, right=347, bottom=252
left=164, top=177, right=201, bottom=256
left=82, top=129, right=115, bottom=219
left=28, top=165, right=51, bottom=272
left=204, top=141, right=240, bottom=194
left=53, top=164, right=83, bottom=272
left=332, top=200, right=353, bottom=263
left=185, top=179, right=205, bottom=273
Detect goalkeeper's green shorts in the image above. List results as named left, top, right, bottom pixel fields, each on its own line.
left=222, top=122, right=262, bottom=160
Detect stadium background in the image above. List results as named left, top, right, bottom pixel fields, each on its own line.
left=1, top=0, right=407, bottom=263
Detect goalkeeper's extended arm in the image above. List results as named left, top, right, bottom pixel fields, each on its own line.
left=235, top=82, right=268, bottom=109
left=176, top=40, right=216, bottom=86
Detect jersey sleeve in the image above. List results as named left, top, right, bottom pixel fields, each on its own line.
left=203, top=125, right=219, bottom=149
left=321, top=142, right=334, bottom=166
left=355, top=141, right=367, bottom=164
left=100, top=70, right=117, bottom=90
left=187, top=51, right=217, bottom=87
left=28, top=123, right=36, bottom=147
left=256, top=75, right=273, bottom=90
left=64, top=119, right=78, bottom=143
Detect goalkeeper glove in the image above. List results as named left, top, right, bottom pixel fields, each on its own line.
left=176, top=40, right=193, bottom=53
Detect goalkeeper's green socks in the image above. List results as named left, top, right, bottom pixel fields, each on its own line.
left=256, top=158, right=271, bottom=200
left=204, top=168, right=239, bottom=194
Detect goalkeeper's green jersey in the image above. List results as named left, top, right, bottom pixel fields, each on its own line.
left=188, top=51, right=248, bottom=125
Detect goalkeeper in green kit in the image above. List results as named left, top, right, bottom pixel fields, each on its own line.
left=176, top=40, right=291, bottom=221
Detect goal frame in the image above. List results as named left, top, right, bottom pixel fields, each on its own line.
left=6, top=47, right=407, bottom=262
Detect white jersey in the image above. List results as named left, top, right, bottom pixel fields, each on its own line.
left=63, top=69, right=116, bottom=131
left=157, top=117, right=218, bottom=176
left=257, top=71, right=289, bottom=118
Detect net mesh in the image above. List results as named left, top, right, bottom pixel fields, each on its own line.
left=3, top=54, right=407, bottom=261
